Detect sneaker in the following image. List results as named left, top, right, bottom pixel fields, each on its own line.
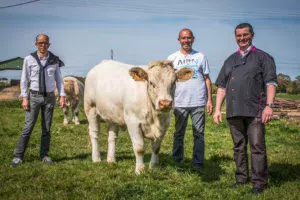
left=42, top=156, right=53, bottom=164
left=11, top=158, right=23, bottom=167
left=249, top=187, right=265, bottom=195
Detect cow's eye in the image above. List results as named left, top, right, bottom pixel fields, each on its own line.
left=149, top=81, right=156, bottom=88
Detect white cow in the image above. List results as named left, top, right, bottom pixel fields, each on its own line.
left=84, top=60, right=193, bottom=174
left=63, top=76, right=84, bottom=125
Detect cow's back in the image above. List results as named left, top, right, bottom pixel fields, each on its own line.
left=85, top=60, right=147, bottom=125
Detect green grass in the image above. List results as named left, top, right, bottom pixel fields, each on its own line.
left=0, top=100, right=299, bottom=200
left=276, top=93, right=300, bottom=100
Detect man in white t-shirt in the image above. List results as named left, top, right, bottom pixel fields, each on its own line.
left=167, top=28, right=213, bottom=169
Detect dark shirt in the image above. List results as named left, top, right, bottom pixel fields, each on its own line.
left=215, top=46, right=277, bottom=118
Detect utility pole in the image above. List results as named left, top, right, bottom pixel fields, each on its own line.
left=111, top=49, right=114, bottom=60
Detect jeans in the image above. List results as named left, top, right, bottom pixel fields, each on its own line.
left=14, top=92, right=56, bottom=160
left=172, top=106, right=205, bottom=166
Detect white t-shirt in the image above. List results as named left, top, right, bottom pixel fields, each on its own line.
left=167, top=50, right=210, bottom=107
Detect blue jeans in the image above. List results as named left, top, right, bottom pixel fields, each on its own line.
left=172, top=106, right=205, bottom=166
left=13, top=92, right=56, bottom=160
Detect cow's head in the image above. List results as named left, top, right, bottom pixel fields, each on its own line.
left=63, top=79, right=79, bottom=96
left=129, top=60, right=194, bottom=112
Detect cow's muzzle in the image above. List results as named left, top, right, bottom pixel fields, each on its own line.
left=158, top=100, right=173, bottom=111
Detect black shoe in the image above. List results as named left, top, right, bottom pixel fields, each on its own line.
left=231, top=182, right=247, bottom=189
left=249, top=187, right=264, bottom=195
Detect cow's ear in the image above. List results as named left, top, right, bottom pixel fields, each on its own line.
left=129, top=67, right=148, bottom=82
left=175, top=68, right=194, bottom=82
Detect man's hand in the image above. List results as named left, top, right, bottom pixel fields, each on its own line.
left=206, top=101, right=213, bottom=115
left=213, top=110, right=222, bottom=125
left=22, top=97, right=29, bottom=110
left=59, top=96, right=66, bottom=108
left=262, top=106, right=273, bottom=124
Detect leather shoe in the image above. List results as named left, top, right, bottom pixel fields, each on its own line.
left=249, top=187, right=264, bottom=195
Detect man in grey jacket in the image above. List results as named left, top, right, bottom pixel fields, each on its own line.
left=11, top=34, right=66, bottom=167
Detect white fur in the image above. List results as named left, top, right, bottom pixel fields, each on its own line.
left=63, top=76, right=84, bottom=125
left=84, top=60, right=192, bottom=174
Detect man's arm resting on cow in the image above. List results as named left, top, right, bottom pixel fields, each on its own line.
left=262, top=84, right=276, bottom=124
left=204, top=74, right=213, bottom=115
left=213, top=87, right=226, bottom=125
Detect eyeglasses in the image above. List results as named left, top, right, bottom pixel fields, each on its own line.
left=37, top=42, right=50, bottom=46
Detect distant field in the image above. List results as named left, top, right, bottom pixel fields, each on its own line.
left=0, top=100, right=299, bottom=199
left=276, top=93, right=300, bottom=100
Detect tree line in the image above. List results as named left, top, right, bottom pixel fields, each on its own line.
left=277, top=74, right=300, bottom=94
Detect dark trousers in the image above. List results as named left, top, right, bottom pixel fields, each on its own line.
left=14, top=93, right=56, bottom=160
left=172, top=107, right=205, bottom=166
left=227, top=117, right=268, bottom=189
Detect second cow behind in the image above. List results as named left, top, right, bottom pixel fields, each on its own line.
left=63, top=76, right=84, bottom=125
left=84, top=60, right=194, bottom=174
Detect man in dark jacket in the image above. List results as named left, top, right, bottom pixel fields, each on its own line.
left=213, top=23, right=277, bottom=194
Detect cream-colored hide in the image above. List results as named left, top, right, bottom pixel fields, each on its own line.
left=84, top=60, right=193, bottom=174
left=63, top=76, right=84, bottom=125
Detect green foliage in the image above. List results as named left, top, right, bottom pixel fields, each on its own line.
left=0, top=101, right=299, bottom=199
left=211, top=83, right=218, bottom=94
left=277, top=73, right=300, bottom=94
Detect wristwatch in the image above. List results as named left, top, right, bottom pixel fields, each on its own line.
left=266, top=103, right=275, bottom=108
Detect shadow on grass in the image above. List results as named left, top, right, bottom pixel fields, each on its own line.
left=79, top=119, right=89, bottom=124
left=146, top=153, right=231, bottom=182
left=55, top=153, right=91, bottom=162
left=269, top=162, right=300, bottom=187
left=69, top=150, right=230, bottom=183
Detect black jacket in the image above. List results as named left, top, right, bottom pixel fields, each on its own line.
left=215, top=46, right=277, bottom=118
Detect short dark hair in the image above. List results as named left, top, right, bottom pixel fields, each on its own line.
left=235, top=23, right=254, bottom=35
left=36, top=34, right=49, bottom=42
left=178, top=28, right=194, bottom=39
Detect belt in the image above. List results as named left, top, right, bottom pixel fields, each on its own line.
left=30, top=90, right=54, bottom=95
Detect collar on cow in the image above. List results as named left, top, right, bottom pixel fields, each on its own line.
left=31, top=51, right=64, bottom=68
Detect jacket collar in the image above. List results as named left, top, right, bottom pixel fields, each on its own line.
left=31, top=51, right=64, bottom=67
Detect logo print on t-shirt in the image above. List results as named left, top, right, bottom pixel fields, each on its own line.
left=177, top=59, right=199, bottom=78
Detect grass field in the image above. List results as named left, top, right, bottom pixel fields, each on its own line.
left=276, top=93, right=300, bottom=100
left=0, top=100, right=299, bottom=200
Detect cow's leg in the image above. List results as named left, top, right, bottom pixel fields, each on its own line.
left=86, top=106, right=101, bottom=162
left=150, top=139, right=162, bottom=168
left=73, top=102, right=80, bottom=125
left=107, top=123, right=118, bottom=163
left=126, top=124, right=145, bottom=175
left=63, top=106, right=69, bottom=125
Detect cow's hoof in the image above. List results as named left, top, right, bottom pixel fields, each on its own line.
left=92, top=159, right=101, bottom=163
left=107, top=157, right=116, bottom=164
left=75, top=121, right=80, bottom=125
left=135, top=164, right=145, bottom=175
left=149, top=162, right=159, bottom=169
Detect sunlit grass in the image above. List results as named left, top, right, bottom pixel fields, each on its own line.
left=0, top=100, right=299, bottom=199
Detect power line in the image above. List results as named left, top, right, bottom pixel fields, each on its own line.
left=39, top=0, right=300, bottom=18
left=0, top=0, right=40, bottom=9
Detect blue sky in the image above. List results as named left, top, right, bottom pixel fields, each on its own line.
left=0, top=0, right=299, bottom=81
